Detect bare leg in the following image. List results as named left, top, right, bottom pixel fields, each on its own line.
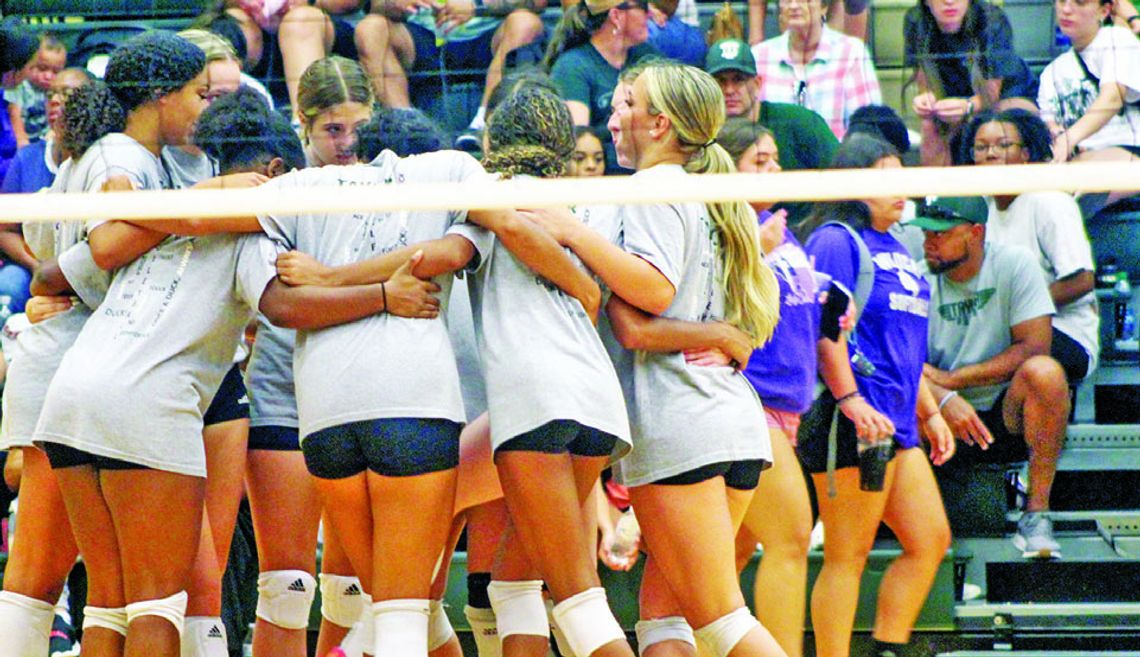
left=53, top=464, right=127, bottom=657
left=247, top=449, right=322, bottom=657
left=478, top=11, right=546, bottom=112
left=736, top=431, right=811, bottom=657
left=279, top=5, right=336, bottom=117
left=874, top=448, right=950, bottom=644
left=102, top=468, right=206, bottom=657
left=203, top=419, right=249, bottom=568
left=809, top=466, right=893, bottom=657
left=1002, top=356, right=1070, bottom=512
left=2, top=447, right=78, bottom=603
left=355, top=14, right=415, bottom=108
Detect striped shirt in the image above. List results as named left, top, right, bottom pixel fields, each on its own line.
left=752, top=26, right=881, bottom=139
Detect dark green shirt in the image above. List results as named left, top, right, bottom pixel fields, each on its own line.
left=758, top=101, right=839, bottom=223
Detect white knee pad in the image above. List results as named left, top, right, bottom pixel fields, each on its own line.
left=693, top=608, right=760, bottom=657
left=340, top=593, right=374, bottom=657
left=82, top=606, right=129, bottom=637
left=463, top=605, right=500, bottom=657
left=256, top=569, right=317, bottom=630
left=181, top=616, right=229, bottom=657
left=319, top=574, right=364, bottom=628
left=550, top=588, right=626, bottom=657
left=372, top=598, right=430, bottom=657
left=546, top=597, right=575, bottom=657
left=0, top=590, right=55, bottom=657
left=635, top=617, right=695, bottom=656
left=125, top=590, right=189, bottom=636
left=428, top=600, right=456, bottom=651
left=487, top=580, right=548, bottom=639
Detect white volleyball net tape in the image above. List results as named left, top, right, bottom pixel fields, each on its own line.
left=2, top=162, right=1139, bottom=224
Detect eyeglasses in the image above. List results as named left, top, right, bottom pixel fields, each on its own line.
left=972, top=141, right=1022, bottom=155
left=617, top=0, right=649, bottom=10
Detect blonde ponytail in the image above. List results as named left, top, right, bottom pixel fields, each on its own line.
left=639, top=62, right=780, bottom=346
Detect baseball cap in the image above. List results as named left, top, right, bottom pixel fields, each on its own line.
left=706, top=39, right=757, bottom=77
left=910, top=196, right=988, bottom=232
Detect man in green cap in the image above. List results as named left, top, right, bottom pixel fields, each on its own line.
left=917, top=196, right=1068, bottom=560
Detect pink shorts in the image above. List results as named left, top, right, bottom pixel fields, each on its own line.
left=764, top=407, right=803, bottom=446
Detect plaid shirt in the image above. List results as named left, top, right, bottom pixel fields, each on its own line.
left=751, top=26, right=881, bottom=139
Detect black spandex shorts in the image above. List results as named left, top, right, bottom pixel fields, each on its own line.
left=204, top=364, right=250, bottom=427
left=653, top=460, right=765, bottom=491
left=43, top=443, right=148, bottom=471
left=248, top=425, right=301, bottom=451
left=797, top=395, right=900, bottom=474
left=302, top=417, right=461, bottom=479
left=496, top=420, right=618, bottom=457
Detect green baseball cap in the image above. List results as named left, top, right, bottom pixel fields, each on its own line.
left=706, top=39, right=757, bottom=77
left=910, top=196, right=989, bottom=232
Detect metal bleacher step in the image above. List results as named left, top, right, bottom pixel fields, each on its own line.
left=955, top=601, right=1140, bottom=632
left=1055, top=424, right=1140, bottom=471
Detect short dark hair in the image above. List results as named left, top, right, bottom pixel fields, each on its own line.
left=194, top=86, right=305, bottom=173
left=105, top=31, right=205, bottom=112
left=846, top=104, right=910, bottom=155
left=356, top=106, right=447, bottom=160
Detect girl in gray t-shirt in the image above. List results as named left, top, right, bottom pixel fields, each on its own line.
left=527, top=62, right=785, bottom=657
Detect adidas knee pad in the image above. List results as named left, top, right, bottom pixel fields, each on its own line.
left=428, top=600, right=456, bottom=651
left=551, top=588, right=626, bottom=657
left=0, top=591, right=55, bottom=657
left=488, top=580, right=548, bottom=639
left=635, top=617, right=694, bottom=655
left=181, top=616, right=228, bottom=657
left=82, top=606, right=129, bottom=636
left=256, top=570, right=316, bottom=630
left=464, top=604, right=500, bottom=657
left=125, top=590, right=189, bottom=636
left=373, top=598, right=430, bottom=656
left=693, top=607, right=760, bottom=657
left=319, top=574, right=364, bottom=628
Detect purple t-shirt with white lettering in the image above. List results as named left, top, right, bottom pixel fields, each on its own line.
left=744, top=227, right=821, bottom=414
left=805, top=224, right=930, bottom=448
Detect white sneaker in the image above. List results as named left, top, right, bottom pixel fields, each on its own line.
left=1012, top=512, right=1061, bottom=560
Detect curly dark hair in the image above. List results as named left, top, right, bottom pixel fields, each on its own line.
left=60, top=79, right=126, bottom=160
left=105, top=31, right=205, bottom=112
left=356, top=106, right=446, bottom=161
left=483, top=85, right=574, bottom=179
left=957, top=107, right=1053, bottom=165
left=194, top=86, right=305, bottom=174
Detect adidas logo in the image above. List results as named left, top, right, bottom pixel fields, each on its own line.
left=344, top=583, right=361, bottom=596
left=479, top=628, right=497, bottom=637
left=288, top=578, right=308, bottom=592
left=207, top=625, right=224, bottom=639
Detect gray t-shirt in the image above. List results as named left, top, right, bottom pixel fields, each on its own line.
left=34, top=233, right=277, bottom=476
left=257, top=150, right=494, bottom=439
left=612, top=165, right=772, bottom=487
left=468, top=197, right=630, bottom=452
left=162, top=146, right=217, bottom=189
left=925, top=243, right=1056, bottom=412
left=447, top=276, right=486, bottom=423
left=246, top=317, right=298, bottom=429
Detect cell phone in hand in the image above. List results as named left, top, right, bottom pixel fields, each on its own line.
left=820, top=281, right=850, bottom=342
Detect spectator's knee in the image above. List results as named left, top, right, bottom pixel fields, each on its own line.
left=1018, top=356, right=1070, bottom=409
left=500, top=10, right=544, bottom=47
left=280, top=5, right=326, bottom=38
left=356, top=13, right=394, bottom=43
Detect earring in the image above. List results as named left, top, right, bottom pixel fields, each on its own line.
left=612, top=25, right=620, bottom=35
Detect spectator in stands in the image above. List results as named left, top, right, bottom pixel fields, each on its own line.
left=195, top=0, right=368, bottom=117
left=5, top=33, right=66, bottom=148
left=0, top=67, right=91, bottom=315
left=959, top=109, right=1100, bottom=382
left=1039, top=0, right=1140, bottom=163
left=646, top=0, right=706, bottom=67
left=1116, top=0, right=1140, bottom=34
left=846, top=104, right=911, bottom=155
left=705, top=38, right=838, bottom=223
left=357, top=0, right=548, bottom=143
left=905, top=0, right=1038, bottom=165
left=751, top=0, right=880, bottom=138
left=0, top=18, right=40, bottom=182
left=544, top=0, right=656, bottom=174
left=917, top=195, right=1069, bottom=559
left=357, top=106, right=448, bottom=160
left=568, top=125, right=607, bottom=176
left=798, top=135, right=954, bottom=657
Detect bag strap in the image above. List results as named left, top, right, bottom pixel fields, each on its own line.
left=821, top=221, right=875, bottom=326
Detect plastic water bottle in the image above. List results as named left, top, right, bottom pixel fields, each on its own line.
left=1123, top=307, right=1136, bottom=342
left=608, top=509, right=641, bottom=568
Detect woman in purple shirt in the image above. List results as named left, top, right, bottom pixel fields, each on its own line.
left=797, top=134, right=954, bottom=657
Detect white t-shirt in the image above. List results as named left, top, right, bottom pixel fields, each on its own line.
left=925, top=243, right=1056, bottom=412
left=985, top=192, right=1099, bottom=372
left=612, top=165, right=772, bottom=487
left=1038, top=26, right=1140, bottom=152
left=257, top=150, right=494, bottom=439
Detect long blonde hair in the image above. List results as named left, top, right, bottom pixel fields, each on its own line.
left=635, top=62, right=780, bottom=346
